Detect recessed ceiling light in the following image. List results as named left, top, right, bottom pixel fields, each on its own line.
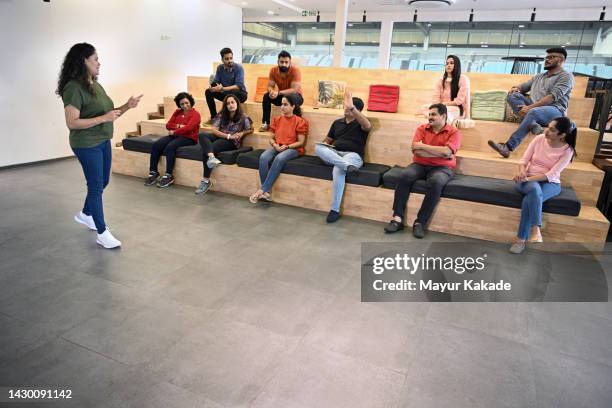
left=447, top=44, right=452, bottom=47
left=311, top=26, right=317, bottom=29
left=267, top=10, right=274, bottom=15
left=561, top=45, right=566, bottom=48
left=519, top=45, right=524, bottom=48
left=481, top=44, right=488, bottom=47
left=566, top=42, right=571, bottom=45
left=412, top=44, right=417, bottom=47
left=350, top=42, right=355, bottom=45
left=348, top=23, right=354, bottom=27
left=518, top=24, right=525, bottom=28
left=520, top=41, right=525, bottom=45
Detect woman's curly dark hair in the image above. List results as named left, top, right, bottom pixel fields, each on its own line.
left=174, top=92, right=195, bottom=108
left=56, top=43, right=96, bottom=96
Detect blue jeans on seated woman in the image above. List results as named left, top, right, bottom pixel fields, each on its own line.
left=515, top=180, right=561, bottom=240
left=258, top=147, right=299, bottom=193
left=72, top=140, right=112, bottom=234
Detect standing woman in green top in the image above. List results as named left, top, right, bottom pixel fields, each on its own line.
left=57, top=43, right=142, bottom=249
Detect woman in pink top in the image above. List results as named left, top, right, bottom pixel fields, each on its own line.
left=433, top=55, right=471, bottom=119
left=509, top=116, right=576, bottom=254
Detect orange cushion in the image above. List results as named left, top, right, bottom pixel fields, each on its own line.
left=254, top=77, right=269, bottom=102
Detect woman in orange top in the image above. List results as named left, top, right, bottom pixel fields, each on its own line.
left=250, top=94, right=308, bottom=203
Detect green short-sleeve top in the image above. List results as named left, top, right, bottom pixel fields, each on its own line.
left=62, top=80, right=114, bottom=148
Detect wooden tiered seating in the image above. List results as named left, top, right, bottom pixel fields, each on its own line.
left=113, top=64, right=610, bottom=245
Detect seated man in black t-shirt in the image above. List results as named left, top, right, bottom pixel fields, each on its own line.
left=314, top=93, right=372, bottom=223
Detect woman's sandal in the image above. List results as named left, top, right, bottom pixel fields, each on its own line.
left=260, top=192, right=272, bottom=202
left=249, top=191, right=262, bottom=204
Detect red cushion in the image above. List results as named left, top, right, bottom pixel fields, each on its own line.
left=367, top=85, right=400, bottom=113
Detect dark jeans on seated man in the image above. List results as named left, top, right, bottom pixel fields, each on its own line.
left=205, top=88, right=248, bottom=118
left=392, top=163, right=454, bottom=225
left=150, top=135, right=195, bottom=175
left=262, top=92, right=304, bottom=125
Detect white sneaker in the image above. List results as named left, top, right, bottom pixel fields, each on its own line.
left=206, top=156, right=221, bottom=169
left=74, top=211, right=97, bottom=231
left=96, top=229, right=122, bottom=249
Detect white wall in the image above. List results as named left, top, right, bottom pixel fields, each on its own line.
left=0, top=0, right=243, bottom=167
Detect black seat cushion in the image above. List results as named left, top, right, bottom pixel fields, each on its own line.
left=176, top=145, right=252, bottom=164
left=236, top=150, right=389, bottom=187
left=382, top=166, right=580, bottom=216
left=122, top=135, right=251, bottom=165
left=236, top=149, right=264, bottom=169
left=121, top=134, right=160, bottom=154
left=284, top=156, right=390, bottom=187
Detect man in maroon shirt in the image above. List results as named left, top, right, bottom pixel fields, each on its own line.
left=384, top=103, right=462, bottom=238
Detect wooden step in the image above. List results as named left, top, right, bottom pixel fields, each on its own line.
left=160, top=98, right=601, bottom=164
left=112, top=148, right=609, bottom=246
left=138, top=118, right=604, bottom=206
left=455, top=150, right=603, bottom=206
left=148, top=112, right=164, bottom=120
left=187, top=64, right=589, bottom=116
left=125, top=130, right=141, bottom=138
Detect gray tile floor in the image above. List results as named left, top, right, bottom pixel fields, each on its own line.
left=1, top=158, right=611, bottom=408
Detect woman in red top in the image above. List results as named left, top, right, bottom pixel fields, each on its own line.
left=145, top=92, right=201, bottom=188
left=250, top=94, right=308, bottom=203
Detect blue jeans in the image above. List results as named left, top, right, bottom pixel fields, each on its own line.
left=259, top=148, right=299, bottom=193
left=72, top=140, right=112, bottom=234
left=506, top=92, right=562, bottom=151
left=515, top=180, right=561, bottom=240
left=315, top=144, right=363, bottom=212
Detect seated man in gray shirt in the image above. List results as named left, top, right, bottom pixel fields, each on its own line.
left=488, top=47, right=574, bottom=158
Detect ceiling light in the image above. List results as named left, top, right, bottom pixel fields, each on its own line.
left=271, top=0, right=303, bottom=13
left=348, top=23, right=354, bottom=27
left=311, top=26, right=317, bottom=29
left=412, top=44, right=417, bottom=47
left=407, top=0, right=455, bottom=7
left=518, top=24, right=525, bottom=28
left=481, top=44, right=489, bottom=48
left=565, top=42, right=571, bottom=45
